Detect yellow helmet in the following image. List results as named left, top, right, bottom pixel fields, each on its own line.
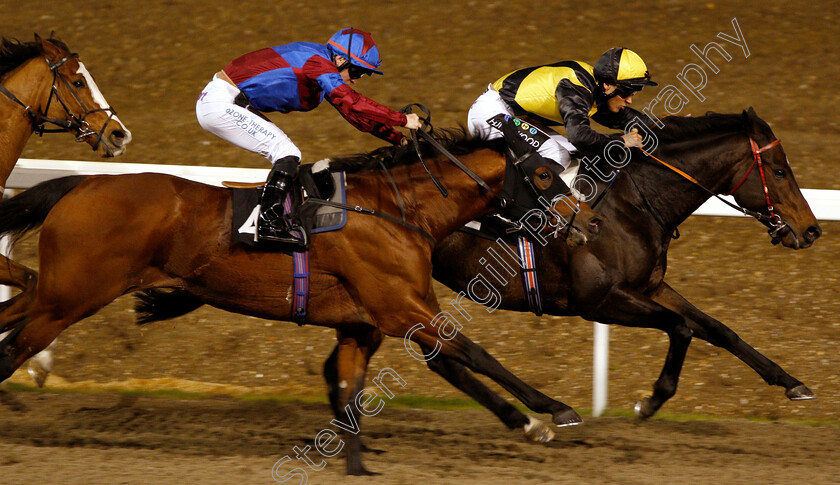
left=594, top=47, right=657, bottom=91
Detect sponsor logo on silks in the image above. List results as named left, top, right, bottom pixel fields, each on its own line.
left=520, top=135, right=542, bottom=148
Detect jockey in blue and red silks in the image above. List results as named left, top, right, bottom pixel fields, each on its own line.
left=197, top=28, right=421, bottom=248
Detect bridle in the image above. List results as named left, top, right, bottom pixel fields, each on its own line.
left=725, top=138, right=783, bottom=221
left=638, top=136, right=788, bottom=238
left=0, top=51, right=117, bottom=151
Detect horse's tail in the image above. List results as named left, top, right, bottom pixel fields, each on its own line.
left=0, top=175, right=89, bottom=245
left=134, top=289, right=204, bottom=325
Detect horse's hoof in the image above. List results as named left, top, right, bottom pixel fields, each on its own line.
left=786, top=384, right=816, bottom=401
left=27, top=365, right=49, bottom=388
left=634, top=398, right=655, bottom=420
left=523, top=416, right=555, bottom=444
left=361, top=444, right=387, bottom=455
left=552, top=408, right=583, bottom=427
left=347, top=466, right=381, bottom=476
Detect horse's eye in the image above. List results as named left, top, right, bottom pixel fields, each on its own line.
left=773, top=169, right=786, bottom=178
left=539, top=171, right=550, bottom=179
left=72, top=79, right=85, bottom=88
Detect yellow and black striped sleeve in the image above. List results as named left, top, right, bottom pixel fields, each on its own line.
left=554, top=63, right=619, bottom=153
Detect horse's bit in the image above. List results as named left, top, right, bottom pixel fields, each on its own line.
left=0, top=52, right=117, bottom=150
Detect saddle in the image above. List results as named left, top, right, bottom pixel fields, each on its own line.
left=229, top=164, right=347, bottom=252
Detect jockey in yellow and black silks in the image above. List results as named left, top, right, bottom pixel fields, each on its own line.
left=468, top=47, right=658, bottom=168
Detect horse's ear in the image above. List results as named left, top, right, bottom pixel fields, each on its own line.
left=742, top=107, right=757, bottom=123
left=742, top=107, right=765, bottom=139
left=33, top=33, right=51, bottom=51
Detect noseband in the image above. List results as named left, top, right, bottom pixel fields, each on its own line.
left=0, top=52, right=118, bottom=150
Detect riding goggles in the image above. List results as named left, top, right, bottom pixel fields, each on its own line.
left=348, top=64, right=374, bottom=80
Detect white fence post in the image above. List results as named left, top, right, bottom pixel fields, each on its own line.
left=592, top=322, right=609, bottom=417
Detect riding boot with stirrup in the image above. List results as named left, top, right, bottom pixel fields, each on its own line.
left=258, top=155, right=308, bottom=248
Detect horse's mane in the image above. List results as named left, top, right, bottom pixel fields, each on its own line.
left=328, top=126, right=505, bottom=174
left=654, top=112, right=750, bottom=143
left=0, top=36, right=70, bottom=79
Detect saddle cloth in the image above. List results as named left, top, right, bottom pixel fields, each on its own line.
left=231, top=169, right=347, bottom=249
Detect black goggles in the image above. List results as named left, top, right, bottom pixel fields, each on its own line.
left=613, top=85, right=639, bottom=99
left=348, top=64, right=374, bottom=79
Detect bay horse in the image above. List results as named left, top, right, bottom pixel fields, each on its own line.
left=0, top=130, right=598, bottom=475
left=423, top=108, right=820, bottom=427
left=0, top=33, right=131, bottom=384
left=0, top=34, right=131, bottom=189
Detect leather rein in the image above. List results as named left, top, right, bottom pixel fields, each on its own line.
left=0, top=52, right=117, bottom=150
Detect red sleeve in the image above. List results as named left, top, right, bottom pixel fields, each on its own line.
left=327, top=84, right=407, bottom=144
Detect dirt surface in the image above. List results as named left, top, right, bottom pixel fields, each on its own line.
left=2, top=391, right=840, bottom=485
left=1, top=0, right=840, bottom=483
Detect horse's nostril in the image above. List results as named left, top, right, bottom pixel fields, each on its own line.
left=804, top=225, right=822, bottom=243
left=110, top=130, right=126, bottom=143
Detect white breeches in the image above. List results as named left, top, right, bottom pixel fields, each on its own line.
left=467, top=86, right=575, bottom=169
left=196, top=75, right=301, bottom=164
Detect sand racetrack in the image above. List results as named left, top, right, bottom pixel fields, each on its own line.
left=1, top=1, right=839, bottom=483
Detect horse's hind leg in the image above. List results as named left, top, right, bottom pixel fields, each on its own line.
left=652, top=282, right=814, bottom=400
left=323, top=327, right=384, bottom=476
left=1, top=254, right=145, bottom=382
left=591, top=286, right=694, bottom=419
left=422, top=347, right=555, bottom=442
left=0, top=290, right=58, bottom=388
left=384, top=317, right=581, bottom=427
left=0, top=255, right=38, bottom=291
left=0, top=311, right=66, bottom=382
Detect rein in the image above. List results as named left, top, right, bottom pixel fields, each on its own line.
left=0, top=52, right=117, bottom=150
left=637, top=137, right=785, bottom=232
left=401, top=104, right=499, bottom=198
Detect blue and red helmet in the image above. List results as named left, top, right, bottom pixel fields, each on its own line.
left=326, top=28, right=383, bottom=75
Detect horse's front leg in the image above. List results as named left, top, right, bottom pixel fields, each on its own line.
left=588, top=286, right=694, bottom=419
left=322, top=327, right=383, bottom=476
left=651, top=281, right=814, bottom=400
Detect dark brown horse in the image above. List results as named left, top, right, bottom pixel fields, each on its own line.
left=126, top=109, right=819, bottom=470
left=0, top=131, right=598, bottom=475
left=0, top=33, right=131, bottom=384
left=425, top=109, right=820, bottom=427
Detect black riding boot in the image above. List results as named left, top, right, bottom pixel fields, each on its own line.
left=258, top=155, right=308, bottom=248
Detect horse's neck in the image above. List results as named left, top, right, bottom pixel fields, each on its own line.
left=360, top=150, right=505, bottom=241
left=625, top=132, right=747, bottom=230
left=0, top=60, right=50, bottom=189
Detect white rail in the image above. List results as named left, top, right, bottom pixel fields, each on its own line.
left=6, top=159, right=840, bottom=417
